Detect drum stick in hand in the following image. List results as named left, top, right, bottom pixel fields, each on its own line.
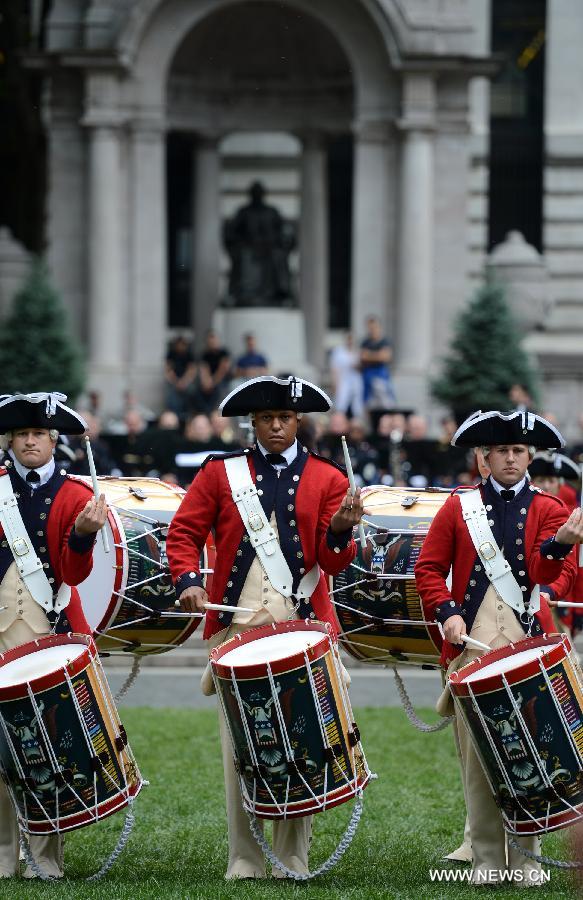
left=174, top=600, right=254, bottom=614
left=341, top=436, right=367, bottom=547
left=84, top=436, right=109, bottom=554
left=437, top=621, right=491, bottom=652
left=460, top=634, right=492, bottom=652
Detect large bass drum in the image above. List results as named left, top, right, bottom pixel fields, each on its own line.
left=333, top=486, right=450, bottom=668
left=76, top=477, right=215, bottom=655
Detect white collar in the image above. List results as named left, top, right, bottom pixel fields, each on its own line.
left=490, top=475, right=527, bottom=496
left=257, top=439, right=298, bottom=467
left=9, top=451, right=56, bottom=489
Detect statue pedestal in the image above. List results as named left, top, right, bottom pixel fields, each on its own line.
left=213, top=307, right=317, bottom=380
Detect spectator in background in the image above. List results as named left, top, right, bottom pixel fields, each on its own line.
left=197, top=330, right=232, bottom=413
left=329, top=333, right=363, bottom=418
left=508, top=383, right=536, bottom=412
left=110, top=409, right=148, bottom=476
left=432, top=415, right=470, bottom=488
left=209, top=410, right=241, bottom=451
left=165, top=335, right=197, bottom=419
left=234, top=333, right=268, bottom=378
left=175, top=413, right=224, bottom=487
left=402, top=415, right=434, bottom=488
left=346, top=418, right=379, bottom=485
left=68, top=411, right=118, bottom=477
left=138, top=409, right=183, bottom=481
left=319, top=411, right=350, bottom=468
left=360, top=316, right=396, bottom=407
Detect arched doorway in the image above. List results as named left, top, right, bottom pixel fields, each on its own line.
left=164, top=1, right=355, bottom=365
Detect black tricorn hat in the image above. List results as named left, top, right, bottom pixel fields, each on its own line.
left=451, top=410, right=565, bottom=449
left=529, top=451, right=581, bottom=480
left=0, top=392, right=87, bottom=435
left=219, top=376, right=332, bottom=416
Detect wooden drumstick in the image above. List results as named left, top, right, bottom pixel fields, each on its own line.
left=437, top=621, right=491, bottom=652
left=556, top=601, right=583, bottom=608
left=84, top=436, right=109, bottom=554
left=460, top=634, right=492, bottom=652
left=173, top=599, right=254, bottom=614
left=341, top=435, right=367, bottom=547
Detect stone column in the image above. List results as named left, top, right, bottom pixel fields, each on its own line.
left=128, top=118, right=167, bottom=410
left=394, top=74, right=435, bottom=402
left=45, top=73, right=86, bottom=341
left=350, top=120, right=393, bottom=336
left=192, top=135, right=220, bottom=351
left=299, top=132, right=328, bottom=371
left=85, top=120, right=125, bottom=403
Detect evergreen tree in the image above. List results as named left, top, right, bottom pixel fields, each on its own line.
left=0, top=259, right=85, bottom=401
left=431, top=280, right=539, bottom=422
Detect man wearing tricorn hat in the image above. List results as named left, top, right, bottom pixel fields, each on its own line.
left=529, top=451, right=583, bottom=637
left=415, top=410, right=583, bottom=885
left=167, top=375, right=363, bottom=879
left=0, top=392, right=107, bottom=879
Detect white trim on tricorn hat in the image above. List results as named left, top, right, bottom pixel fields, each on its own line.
left=451, top=409, right=565, bottom=449
left=219, top=375, right=332, bottom=416
left=0, top=392, right=87, bottom=435
left=529, top=451, right=580, bottom=480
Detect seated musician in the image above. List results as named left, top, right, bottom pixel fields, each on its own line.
left=0, top=392, right=107, bottom=879
left=415, top=410, right=582, bottom=886
left=167, top=375, right=363, bottom=879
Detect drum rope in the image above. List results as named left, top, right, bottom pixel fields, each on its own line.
left=247, top=792, right=364, bottom=880
left=18, top=799, right=137, bottom=881
left=507, top=836, right=583, bottom=870
left=392, top=668, right=453, bottom=732
left=114, top=655, right=142, bottom=703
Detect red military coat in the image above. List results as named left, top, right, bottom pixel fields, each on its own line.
left=414, top=481, right=575, bottom=666
left=0, top=466, right=95, bottom=634
left=167, top=447, right=356, bottom=639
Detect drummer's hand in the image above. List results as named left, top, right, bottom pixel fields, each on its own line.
left=541, top=592, right=558, bottom=607
left=74, top=494, right=108, bottom=535
left=443, top=614, right=466, bottom=646
left=556, top=508, right=583, bottom=545
left=330, top=488, right=364, bottom=534
left=179, top=586, right=208, bottom=614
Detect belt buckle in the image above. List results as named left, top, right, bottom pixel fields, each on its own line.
left=479, top=541, right=496, bottom=561
left=248, top=514, right=263, bottom=532
left=12, top=538, right=29, bottom=557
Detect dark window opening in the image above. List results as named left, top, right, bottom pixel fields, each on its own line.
left=488, top=0, right=546, bottom=252
left=327, top=134, right=353, bottom=329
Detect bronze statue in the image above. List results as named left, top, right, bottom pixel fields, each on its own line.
left=223, top=181, right=296, bottom=307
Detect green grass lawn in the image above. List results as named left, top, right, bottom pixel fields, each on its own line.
left=1, top=707, right=579, bottom=900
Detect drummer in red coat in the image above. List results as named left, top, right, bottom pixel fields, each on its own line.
left=167, top=375, right=363, bottom=880
left=529, top=451, right=583, bottom=635
left=0, top=392, right=107, bottom=879
left=415, top=410, right=582, bottom=886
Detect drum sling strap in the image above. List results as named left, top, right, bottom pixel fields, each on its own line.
left=0, top=472, right=71, bottom=613
left=223, top=455, right=320, bottom=600
left=459, top=489, right=540, bottom=616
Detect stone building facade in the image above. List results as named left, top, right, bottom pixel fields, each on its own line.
left=22, top=0, right=583, bottom=430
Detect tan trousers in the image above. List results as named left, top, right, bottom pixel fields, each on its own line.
left=0, top=618, right=64, bottom=878
left=442, top=588, right=541, bottom=883
left=208, top=621, right=312, bottom=879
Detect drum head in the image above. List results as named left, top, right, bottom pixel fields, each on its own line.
left=463, top=645, right=552, bottom=683
left=219, top=630, right=322, bottom=668
left=0, top=642, right=87, bottom=688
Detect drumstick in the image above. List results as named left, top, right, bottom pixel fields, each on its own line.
left=460, top=634, right=492, bottom=652
left=173, top=599, right=254, bottom=614
left=341, top=436, right=367, bottom=547
left=556, top=601, right=583, bottom=608
left=437, top=621, right=491, bottom=652
left=84, top=436, right=109, bottom=554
